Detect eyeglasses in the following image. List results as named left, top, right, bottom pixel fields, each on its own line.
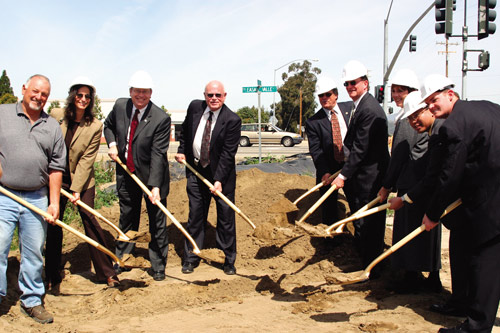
left=206, top=93, right=223, bottom=98
left=408, top=108, right=427, bottom=122
left=318, top=92, right=333, bottom=98
left=76, top=93, right=91, bottom=99
left=343, top=80, right=360, bottom=87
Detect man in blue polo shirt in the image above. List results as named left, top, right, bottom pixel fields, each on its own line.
left=0, top=74, right=66, bottom=324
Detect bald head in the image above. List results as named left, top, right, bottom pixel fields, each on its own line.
left=204, top=80, right=227, bottom=111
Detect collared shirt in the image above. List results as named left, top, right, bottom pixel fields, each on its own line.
left=323, top=105, right=348, bottom=141
left=124, top=105, right=147, bottom=159
left=193, top=106, right=221, bottom=160
left=0, top=103, right=66, bottom=190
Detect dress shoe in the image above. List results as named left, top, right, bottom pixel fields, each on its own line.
left=223, top=264, right=236, bottom=275
left=438, top=322, right=472, bottom=332
left=181, top=262, right=198, bottom=274
left=152, top=271, right=165, bottom=281
left=430, top=303, right=466, bottom=317
left=113, top=263, right=131, bottom=275
left=106, top=275, right=121, bottom=288
left=20, top=304, right=54, bottom=324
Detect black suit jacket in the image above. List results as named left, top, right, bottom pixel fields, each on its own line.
left=177, top=100, right=241, bottom=191
left=342, top=93, right=389, bottom=194
left=426, top=100, right=500, bottom=246
left=103, top=98, right=170, bottom=198
left=306, top=101, right=352, bottom=181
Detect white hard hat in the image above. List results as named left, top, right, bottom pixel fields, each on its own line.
left=420, top=74, right=454, bottom=102
left=390, top=69, right=419, bottom=90
left=128, top=70, right=154, bottom=89
left=342, top=60, right=368, bottom=82
left=401, top=91, right=426, bottom=120
left=315, top=76, right=337, bottom=95
left=70, top=76, right=95, bottom=93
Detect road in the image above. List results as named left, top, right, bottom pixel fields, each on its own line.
left=98, top=141, right=310, bottom=161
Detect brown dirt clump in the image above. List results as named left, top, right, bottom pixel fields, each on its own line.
left=0, top=167, right=474, bottom=332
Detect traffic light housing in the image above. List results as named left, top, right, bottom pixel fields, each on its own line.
left=478, top=0, right=497, bottom=40
left=409, top=35, right=417, bottom=52
left=479, top=51, right=490, bottom=70
left=435, top=0, right=456, bottom=37
left=375, top=85, right=384, bottom=103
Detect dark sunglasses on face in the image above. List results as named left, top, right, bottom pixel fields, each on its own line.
left=343, top=80, right=358, bottom=87
left=206, top=93, right=222, bottom=98
left=76, top=93, right=91, bottom=99
left=318, top=92, right=333, bottom=98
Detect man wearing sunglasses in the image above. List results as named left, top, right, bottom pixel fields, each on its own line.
left=306, top=76, right=352, bottom=225
left=175, top=80, right=241, bottom=275
left=332, top=60, right=390, bottom=278
left=104, top=70, right=171, bottom=282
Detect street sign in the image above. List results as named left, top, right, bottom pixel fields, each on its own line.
left=242, top=86, right=277, bottom=93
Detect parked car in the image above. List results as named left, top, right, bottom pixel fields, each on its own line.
left=239, top=123, right=303, bottom=147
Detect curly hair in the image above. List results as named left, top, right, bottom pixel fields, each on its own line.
left=64, top=84, right=95, bottom=125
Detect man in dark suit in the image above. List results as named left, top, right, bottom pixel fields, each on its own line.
left=175, top=80, right=241, bottom=275
left=306, top=76, right=351, bottom=224
left=332, top=60, right=390, bottom=273
left=104, top=70, right=170, bottom=281
left=419, top=74, right=500, bottom=333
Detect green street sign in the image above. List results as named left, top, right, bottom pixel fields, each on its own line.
left=242, top=86, right=277, bottom=93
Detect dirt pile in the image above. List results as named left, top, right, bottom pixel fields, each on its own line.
left=0, top=168, right=484, bottom=332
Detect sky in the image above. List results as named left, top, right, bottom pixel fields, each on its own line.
left=1, top=0, right=499, bottom=113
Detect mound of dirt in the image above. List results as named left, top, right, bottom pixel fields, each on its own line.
left=0, top=168, right=475, bottom=332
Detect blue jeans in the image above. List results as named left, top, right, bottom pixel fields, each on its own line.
left=0, top=187, right=48, bottom=307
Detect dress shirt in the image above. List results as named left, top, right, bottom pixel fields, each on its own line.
left=323, top=105, right=348, bottom=141
left=193, top=107, right=221, bottom=160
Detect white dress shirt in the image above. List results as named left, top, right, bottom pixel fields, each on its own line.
left=193, top=107, right=221, bottom=160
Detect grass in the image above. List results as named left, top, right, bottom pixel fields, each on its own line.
left=9, top=161, right=118, bottom=251
left=242, top=154, right=286, bottom=165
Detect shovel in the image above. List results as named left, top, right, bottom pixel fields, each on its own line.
left=326, top=198, right=462, bottom=285
left=60, top=189, right=150, bottom=243
left=292, top=169, right=341, bottom=206
left=0, top=185, right=144, bottom=269
left=115, top=158, right=225, bottom=264
left=180, top=160, right=256, bottom=229
left=295, top=183, right=338, bottom=228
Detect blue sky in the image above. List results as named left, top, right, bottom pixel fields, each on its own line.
left=1, top=0, right=499, bottom=112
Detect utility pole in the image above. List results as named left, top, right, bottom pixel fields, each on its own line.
left=299, top=87, right=303, bottom=137
left=437, top=40, right=458, bottom=77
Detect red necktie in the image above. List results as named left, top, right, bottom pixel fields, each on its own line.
left=126, top=109, right=140, bottom=172
left=199, top=111, right=213, bottom=168
left=331, top=111, right=344, bottom=162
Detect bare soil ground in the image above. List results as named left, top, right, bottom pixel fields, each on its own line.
left=1, top=168, right=499, bottom=332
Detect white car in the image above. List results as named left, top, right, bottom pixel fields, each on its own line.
left=239, top=123, right=303, bottom=147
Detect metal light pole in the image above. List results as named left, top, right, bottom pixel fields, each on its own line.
left=272, top=58, right=319, bottom=124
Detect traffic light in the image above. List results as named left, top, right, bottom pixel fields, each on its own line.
left=479, top=51, right=490, bottom=70
left=409, top=35, right=417, bottom=52
left=375, top=85, right=384, bottom=103
left=435, top=0, right=456, bottom=37
left=478, top=0, right=497, bottom=40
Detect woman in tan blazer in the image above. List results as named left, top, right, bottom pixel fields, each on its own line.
left=45, top=77, right=119, bottom=289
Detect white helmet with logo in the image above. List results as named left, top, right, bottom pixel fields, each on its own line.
left=128, top=70, right=154, bottom=89
left=315, top=76, right=338, bottom=95
left=342, top=60, right=368, bottom=82
left=420, top=74, right=454, bottom=102
left=390, top=69, right=419, bottom=90
left=401, top=91, right=426, bottom=119
left=70, top=76, right=95, bottom=94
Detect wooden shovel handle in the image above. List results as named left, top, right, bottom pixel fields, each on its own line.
left=292, top=169, right=341, bottom=205
left=181, top=160, right=256, bottom=229
left=115, top=158, right=202, bottom=254
left=326, top=200, right=389, bottom=234
left=60, top=188, right=130, bottom=241
left=297, top=184, right=337, bottom=224
left=364, top=198, right=462, bottom=274
left=0, top=185, right=124, bottom=267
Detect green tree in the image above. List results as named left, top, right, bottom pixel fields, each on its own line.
left=47, top=100, right=60, bottom=113
left=161, top=105, right=171, bottom=117
left=236, top=106, right=270, bottom=123
left=93, top=95, right=104, bottom=120
left=0, top=70, right=16, bottom=104
left=273, top=60, right=321, bottom=133
left=0, top=93, right=17, bottom=104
